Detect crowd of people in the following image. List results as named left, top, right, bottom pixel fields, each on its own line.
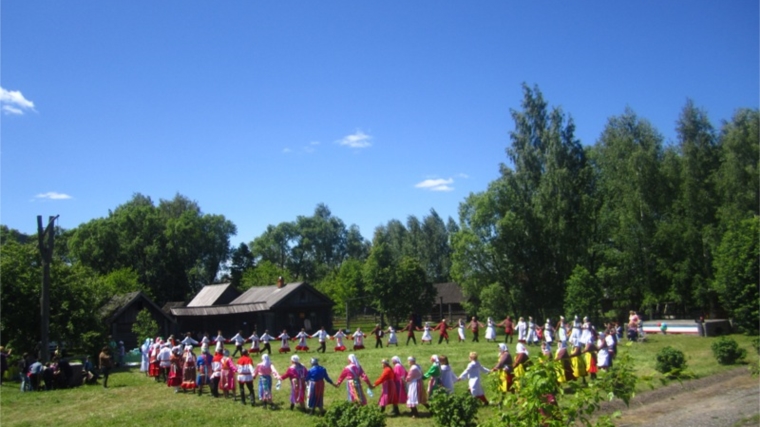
left=128, top=313, right=626, bottom=418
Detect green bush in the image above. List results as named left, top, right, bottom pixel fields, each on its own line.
left=655, top=346, right=687, bottom=377
left=428, top=388, right=480, bottom=427
left=315, top=400, right=386, bottom=427
left=711, top=337, right=747, bottom=365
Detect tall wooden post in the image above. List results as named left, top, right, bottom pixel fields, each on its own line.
left=37, top=215, right=58, bottom=363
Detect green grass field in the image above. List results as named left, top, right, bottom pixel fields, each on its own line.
left=1, top=333, right=757, bottom=427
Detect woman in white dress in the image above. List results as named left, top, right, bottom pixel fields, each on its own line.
left=516, top=317, right=528, bottom=342
left=405, top=356, right=426, bottom=418
left=386, top=326, right=398, bottom=346
left=457, top=319, right=466, bottom=342
left=458, top=351, right=490, bottom=404
left=485, top=317, right=497, bottom=342
left=420, top=322, right=433, bottom=344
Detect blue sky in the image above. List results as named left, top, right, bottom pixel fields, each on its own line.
left=2, top=1, right=758, bottom=246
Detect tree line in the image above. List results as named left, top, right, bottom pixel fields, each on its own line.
left=2, top=84, right=757, bottom=356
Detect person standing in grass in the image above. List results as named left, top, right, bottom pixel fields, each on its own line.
left=335, top=354, right=372, bottom=405
left=456, top=318, right=467, bottom=342
left=279, top=355, right=308, bottom=410
left=434, top=319, right=451, bottom=344
left=180, top=346, right=197, bottom=392
left=420, top=322, right=433, bottom=344
left=491, top=344, right=514, bottom=396
left=391, top=356, right=408, bottom=404
left=386, top=326, right=399, bottom=346
left=438, top=355, right=456, bottom=394
left=370, top=324, right=384, bottom=349
left=210, top=350, right=223, bottom=397
left=458, top=351, right=490, bottom=405
left=219, top=349, right=237, bottom=398
left=196, top=345, right=213, bottom=396
left=294, top=328, right=310, bottom=353
left=167, top=346, right=183, bottom=393
left=259, top=330, right=274, bottom=355
left=373, top=359, right=400, bottom=415
left=306, top=357, right=336, bottom=415
left=497, top=316, right=514, bottom=344
left=254, top=354, right=280, bottom=409
left=99, top=346, right=113, bottom=388
left=468, top=317, right=485, bottom=343
left=247, top=330, right=261, bottom=355
left=230, top=330, right=246, bottom=358
left=236, top=349, right=255, bottom=406
left=332, top=329, right=347, bottom=352
left=401, top=320, right=417, bottom=345
left=311, top=326, right=329, bottom=353
left=213, top=330, right=227, bottom=354
left=277, top=329, right=291, bottom=354
left=485, top=317, right=497, bottom=342
left=351, top=328, right=366, bottom=350
left=405, top=356, right=426, bottom=418
left=423, top=355, right=442, bottom=395
left=513, top=340, right=530, bottom=389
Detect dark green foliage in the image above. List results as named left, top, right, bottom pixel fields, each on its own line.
left=655, top=346, right=687, bottom=377
left=315, top=401, right=386, bottom=427
left=711, top=336, right=747, bottom=365
left=428, top=388, right=480, bottom=427
left=132, top=309, right=160, bottom=344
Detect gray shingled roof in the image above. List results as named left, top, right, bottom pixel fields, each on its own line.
left=186, top=283, right=237, bottom=307
left=230, top=282, right=304, bottom=308
left=171, top=302, right=268, bottom=316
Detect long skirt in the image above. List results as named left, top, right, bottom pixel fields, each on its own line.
left=406, top=379, right=426, bottom=407
left=497, top=370, right=513, bottom=393
left=570, top=355, right=587, bottom=378
left=346, top=379, right=367, bottom=405
left=467, top=376, right=485, bottom=397
left=585, top=352, right=598, bottom=374
left=307, top=380, right=325, bottom=409
left=457, top=327, right=466, bottom=341
left=167, top=364, right=182, bottom=387
left=485, top=326, right=496, bottom=340
left=149, top=360, right=160, bottom=377
left=181, top=365, right=197, bottom=389
left=395, top=378, right=407, bottom=403
left=258, top=375, right=273, bottom=401
left=378, top=380, right=398, bottom=406
left=289, top=378, right=306, bottom=404
left=220, top=369, right=235, bottom=391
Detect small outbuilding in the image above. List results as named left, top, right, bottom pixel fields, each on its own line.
left=100, top=291, right=176, bottom=349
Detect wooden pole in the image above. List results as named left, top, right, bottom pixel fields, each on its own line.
left=37, top=215, right=57, bottom=363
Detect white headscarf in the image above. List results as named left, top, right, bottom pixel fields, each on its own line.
left=348, top=354, right=361, bottom=369
left=261, top=354, right=271, bottom=367
left=498, top=343, right=508, bottom=353
left=516, top=342, right=528, bottom=355
left=431, top=354, right=440, bottom=364
left=391, top=356, right=401, bottom=365
left=291, top=355, right=300, bottom=364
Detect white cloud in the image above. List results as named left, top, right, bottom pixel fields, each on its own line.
left=415, top=178, right=455, bottom=192
left=338, top=130, right=372, bottom=148
left=1, top=87, right=36, bottom=115
left=283, top=147, right=293, bottom=154
left=34, top=192, right=72, bottom=200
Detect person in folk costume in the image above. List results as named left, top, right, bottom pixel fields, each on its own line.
left=596, top=332, right=611, bottom=372
left=373, top=359, right=400, bottom=415
left=541, top=341, right=553, bottom=359
left=468, top=316, right=485, bottom=342
left=277, top=329, right=291, bottom=353
left=485, top=317, right=497, bottom=342
left=236, top=349, right=256, bottom=406
left=149, top=338, right=162, bottom=381
left=543, top=318, right=555, bottom=352
left=210, top=350, right=223, bottom=397
left=604, top=327, right=617, bottom=367
left=311, top=326, right=330, bottom=353
left=219, top=349, right=238, bottom=398
left=180, top=345, right=197, bottom=392
left=253, top=354, right=280, bottom=409
left=200, top=332, right=211, bottom=347
left=405, top=356, right=426, bottom=418
left=391, top=356, right=408, bottom=404
left=580, top=316, right=594, bottom=347
left=166, top=334, right=177, bottom=347
left=230, top=330, right=246, bottom=358
left=167, top=346, right=183, bottom=393
left=370, top=324, right=384, bottom=349
left=526, top=316, right=540, bottom=345
left=386, top=326, right=399, bottom=346
left=181, top=332, right=199, bottom=348
left=259, top=330, right=274, bottom=355
left=496, top=315, right=514, bottom=343
left=195, top=344, right=213, bottom=396
left=213, top=330, right=227, bottom=354
left=351, top=327, right=366, bottom=350
left=458, top=351, right=490, bottom=405
left=294, top=328, right=310, bottom=352
left=516, top=316, right=528, bottom=342
left=556, top=316, right=568, bottom=347
left=492, top=343, right=514, bottom=397
left=419, top=322, right=433, bottom=344
left=570, top=316, right=582, bottom=348
left=140, top=338, right=151, bottom=375
left=280, top=355, right=308, bottom=411
left=332, top=329, right=347, bottom=352
left=423, top=355, right=442, bottom=396
left=513, top=340, right=530, bottom=391
left=434, top=318, right=452, bottom=344
left=401, top=319, right=417, bottom=345
left=456, top=318, right=467, bottom=342
left=582, top=326, right=598, bottom=380
left=306, top=357, right=336, bottom=415
left=335, top=354, right=373, bottom=405
left=157, top=343, right=172, bottom=383
left=554, top=341, right=575, bottom=384
left=438, top=355, right=457, bottom=393
left=569, top=341, right=587, bottom=382
left=247, top=330, right=261, bottom=354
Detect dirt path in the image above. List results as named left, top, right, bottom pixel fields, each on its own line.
left=599, top=367, right=759, bottom=427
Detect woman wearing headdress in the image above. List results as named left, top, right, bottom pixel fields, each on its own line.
left=596, top=332, right=610, bottom=372
left=391, top=356, right=408, bottom=404
left=527, top=317, right=539, bottom=345
left=294, top=328, right=310, bottom=353
left=491, top=343, right=514, bottom=396
left=373, top=359, right=399, bottom=415
left=456, top=318, right=467, bottom=342
left=582, top=326, right=598, bottom=380
left=335, top=354, right=372, bottom=405
left=351, top=328, right=366, bottom=350
left=485, top=317, right=497, bottom=342
left=306, top=357, right=336, bottom=415
left=332, top=329, right=347, bottom=352
left=569, top=341, right=587, bottom=381
left=420, top=322, right=433, bottom=344
left=386, top=326, right=398, bottom=346
left=405, top=356, right=426, bottom=418
left=149, top=338, right=162, bottom=380
left=180, top=345, right=197, bottom=392
left=219, top=349, right=237, bottom=398
left=554, top=341, right=575, bottom=383
left=210, top=350, right=223, bottom=397
left=236, top=349, right=255, bottom=406
left=280, top=355, right=308, bottom=410
left=213, top=330, right=227, bottom=354
left=513, top=340, right=530, bottom=390
left=277, top=329, right=291, bottom=353
left=247, top=330, right=261, bottom=354
left=196, top=345, right=213, bottom=396
left=516, top=317, right=528, bottom=342
left=140, top=338, right=151, bottom=375
left=422, top=355, right=442, bottom=395
left=543, top=318, right=555, bottom=351
left=253, top=354, right=280, bottom=409
left=167, top=346, right=183, bottom=392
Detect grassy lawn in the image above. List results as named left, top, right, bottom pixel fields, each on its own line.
left=1, top=333, right=757, bottom=427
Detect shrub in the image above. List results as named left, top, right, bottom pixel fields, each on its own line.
left=655, top=346, right=687, bottom=377
left=315, top=401, right=385, bottom=427
left=711, top=337, right=747, bottom=365
left=428, top=388, right=480, bottom=427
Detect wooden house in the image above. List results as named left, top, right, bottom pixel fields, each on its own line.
left=100, top=291, right=176, bottom=349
